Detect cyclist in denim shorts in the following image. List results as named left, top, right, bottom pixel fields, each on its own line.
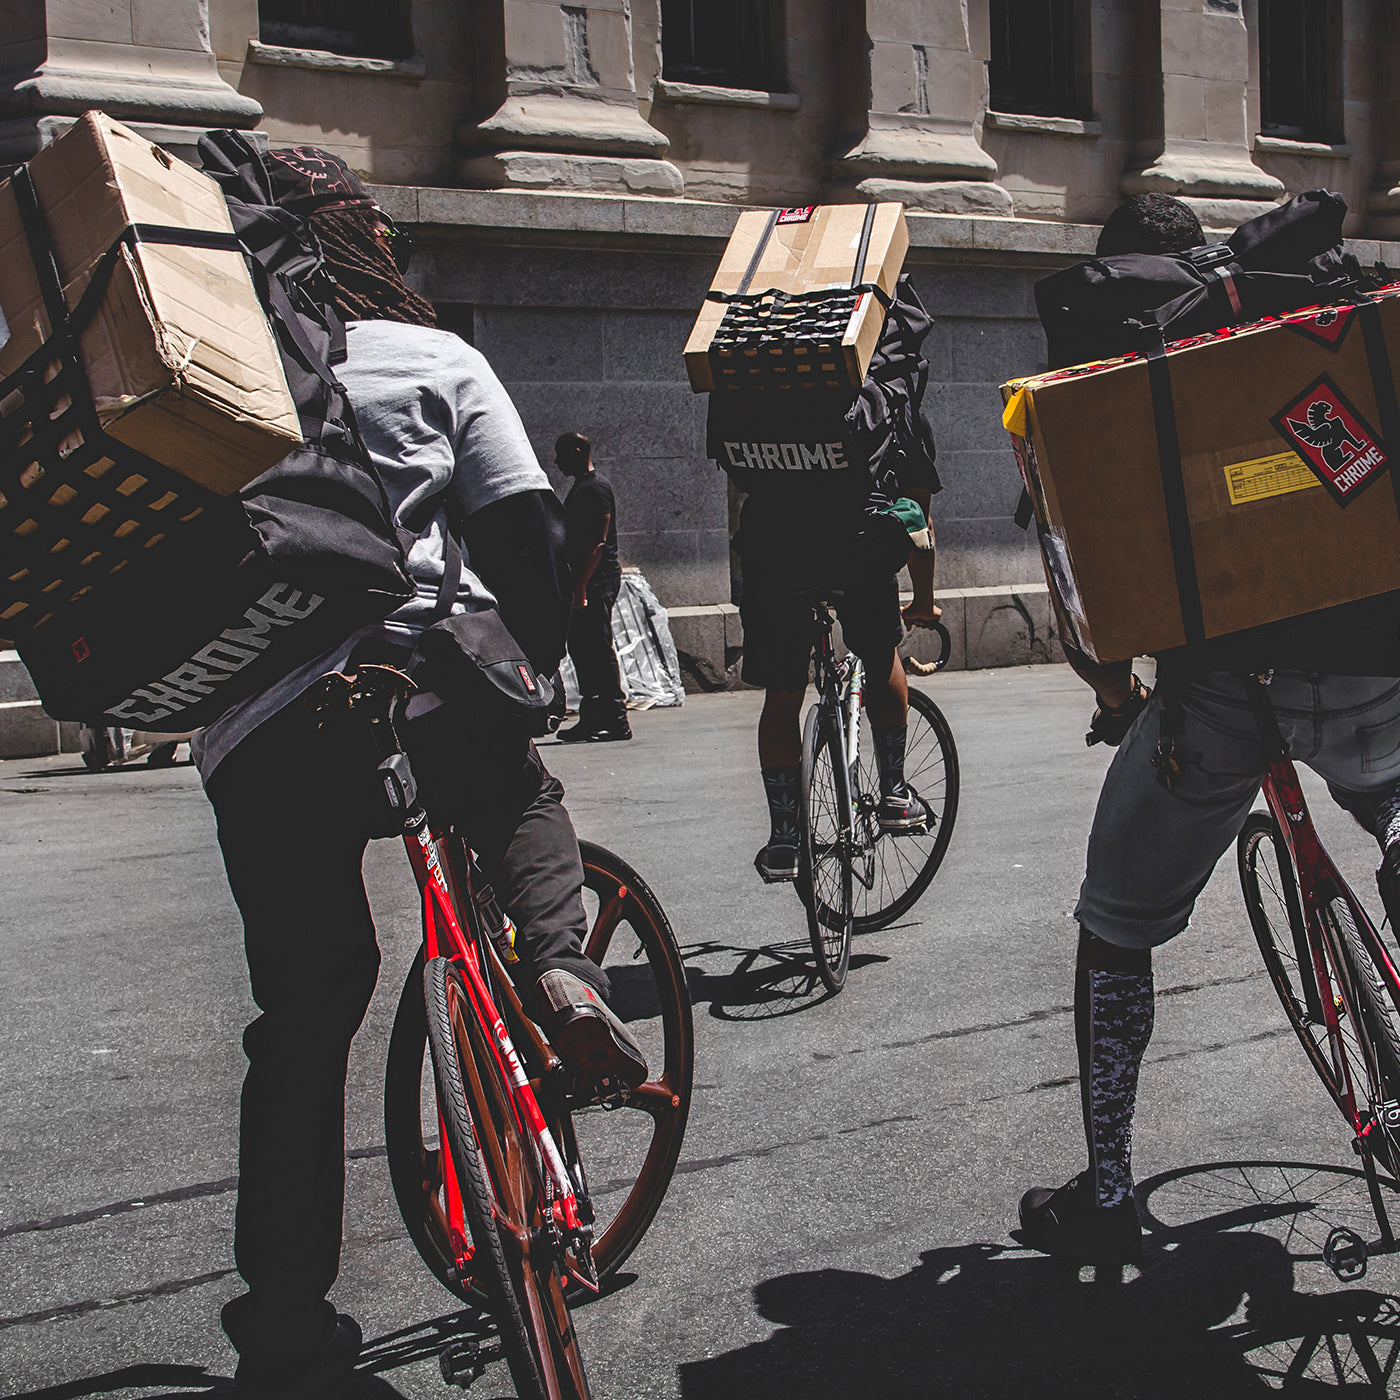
left=1017, top=194, right=1400, bottom=1265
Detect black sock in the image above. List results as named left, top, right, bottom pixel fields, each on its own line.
left=761, top=766, right=800, bottom=844
left=872, top=724, right=907, bottom=798
left=1075, top=927, right=1154, bottom=1209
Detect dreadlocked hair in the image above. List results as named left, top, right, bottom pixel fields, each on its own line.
left=310, top=206, right=437, bottom=328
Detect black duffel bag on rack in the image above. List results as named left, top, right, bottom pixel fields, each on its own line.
left=4, top=130, right=412, bottom=730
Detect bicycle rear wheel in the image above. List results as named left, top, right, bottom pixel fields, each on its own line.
left=852, top=686, right=959, bottom=932
left=1238, top=814, right=1343, bottom=1111
left=422, top=956, right=554, bottom=1400
left=800, top=703, right=853, bottom=993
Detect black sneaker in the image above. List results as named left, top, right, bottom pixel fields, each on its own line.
left=754, top=841, right=800, bottom=883
left=877, top=786, right=930, bottom=834
left=559, top=720, right=633, bottom=743
left=1014, top=1171, right=1143, bottom=1264
left=233, top=1313, right=362, bottom=1398
left=538, top=969, right=648, bottom=1087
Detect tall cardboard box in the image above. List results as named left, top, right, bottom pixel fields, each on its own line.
left=1001, top=291, right=1400, bottom=663
left=684, top=203, right=908, bottom=393
left=0, top=111, right=301, bottom=496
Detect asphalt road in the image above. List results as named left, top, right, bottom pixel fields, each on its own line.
left=3, top=665, right=1400, bottom=1398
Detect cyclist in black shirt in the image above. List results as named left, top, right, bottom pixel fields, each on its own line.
left=556, top=431, right=631, bottom=742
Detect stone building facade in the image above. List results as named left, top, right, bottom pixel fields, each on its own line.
left=3, top=1, right=1400, bottom=714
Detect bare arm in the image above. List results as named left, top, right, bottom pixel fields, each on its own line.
left=572, top=513, right=611, bottom=608
left=901, top=488, right=941, bottom=625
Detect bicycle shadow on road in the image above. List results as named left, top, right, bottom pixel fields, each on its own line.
left=4, top=1361, right=409, bottom=1400
left=669, top=938, right=887, bottom=1021
left=679, top=1160, right=1400, bottom=1398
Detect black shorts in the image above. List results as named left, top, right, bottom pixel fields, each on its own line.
left=736, top=496, right=903, bottom=690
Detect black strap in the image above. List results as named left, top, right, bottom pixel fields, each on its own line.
left=1242, top=673, right=1289, bottom=760
left=1141, top=329, right=1207, bottom=648
left=736, top=208, right=781, bottom=296
left=12, top=166, right=73, bottom=340
left=1013, top=488, right=1034, bottom=530
left=705, top=280, right=892, bottom=310
left=1355, top=296, right=1400, bottom=525
left=851, top=202, right=878, bottom=290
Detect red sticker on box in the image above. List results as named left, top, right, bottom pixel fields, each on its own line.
left=777, top=206, right=815, bottom=224
left=1286, top=304, right=1355, bottom=351
left=1271, top=374, right=1388, bottom=505
left=72, top=636, right=90, bottom=662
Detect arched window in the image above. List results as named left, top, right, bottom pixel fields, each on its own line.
left=989, top=0, right=1082, bottom=119
left=258, top=0, right=414, bottom=61
left=660, top=0, right=782, bottom=92
left=1259, top=0, right=1336, bottom=142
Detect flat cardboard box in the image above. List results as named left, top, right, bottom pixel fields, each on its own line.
left=1001, top=289, right=1400, bottom=663
left=685, top=203, right=908, bottom=393
left=0, top=111, right=301, bottom=496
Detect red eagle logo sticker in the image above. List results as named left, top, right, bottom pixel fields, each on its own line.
left=1272, top=374, right=1388, bottom=506
left=1286, top=304, right=1356, bottom=351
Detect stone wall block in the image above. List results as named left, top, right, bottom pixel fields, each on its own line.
left=601, top=310, right=694, bottom=383
left=132, top=0, right=210, bottom=52
left=666, top=606, right=732, bottom=690
left=56, top=0, right=132, bottom=44
left=946, top=318, right=1047, bottom=385
left=473, top=306, right=606, bottom=380
left=927, top=382, right=1019, bottom=454
left=1203, top=80, right=1246, bottom=145
left=933, top=448, right=1029, bottom=520
left=505, top=0, right=571, bottom=70
left=906, top=265, right=1038, bottom=319
left=905, top=592, right=966, bottom=672
left=599, top=457, right=728, bottom=535
left=1162, top=74, right=1208, bottom=143
left=935, top=517, right=1045, bottom=590
left=1160, top=8, right=1246, bottom=83
left=964, top=589, right=1056, bottom=669
left=867, top=0, right=971, bottom=49
left=585, top=7, right=635, bottom=92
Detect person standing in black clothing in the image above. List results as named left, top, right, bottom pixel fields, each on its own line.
left=556, top=432, right=632, bottom=742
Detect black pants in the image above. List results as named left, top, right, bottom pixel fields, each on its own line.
left=567, top=579, right=626, bottom=727
left=208, top=695, right=603, bottom=1363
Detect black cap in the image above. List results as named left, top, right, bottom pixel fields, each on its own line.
left=266, top=146, right=373, bottom=215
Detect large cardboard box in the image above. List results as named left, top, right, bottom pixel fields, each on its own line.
left=0, top=111, right=301, bottom=496
left=1002, top=289, right=1400, bottom=663
left=684, top=203, right=908, bottom=393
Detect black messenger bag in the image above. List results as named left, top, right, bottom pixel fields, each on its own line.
left=4, top=130, right=412, bottom=730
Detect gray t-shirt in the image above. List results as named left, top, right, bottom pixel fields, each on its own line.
left=192, top=319, right=551, bottom=782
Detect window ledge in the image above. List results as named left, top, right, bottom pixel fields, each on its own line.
left=986, top=111, right=1101, bottom=137
left=247, top=40, right=426, bottom=79
left=655, top=79, right=800, bottom=112
left=1254, top=134, right=1351, bottom=159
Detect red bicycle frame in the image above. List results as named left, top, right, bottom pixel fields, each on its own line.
left=402, top=812, right=599, bottom=1294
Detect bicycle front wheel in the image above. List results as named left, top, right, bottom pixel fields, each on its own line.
left=422, top=956, right=555, bottom=1400
left=800, top=703, right=853, bottom=993
left=852, top=686, right=959, bottom=932
left=1238, top=814, right=1344, bottom=1112
left=430, top=955, right=592, bottom=1400
left=1327, top=897, right=1400, bottom=1178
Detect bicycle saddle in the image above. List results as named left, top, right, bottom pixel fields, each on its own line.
left=304, top=664, right=416, bottom=724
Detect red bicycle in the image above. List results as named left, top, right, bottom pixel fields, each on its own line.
left=307, top=667, right=694, bottom=1397
left=1236, top=672, right=1400, bottom=1282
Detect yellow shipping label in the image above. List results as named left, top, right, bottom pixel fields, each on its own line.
left=1223, top=451, right=1321, bottom=506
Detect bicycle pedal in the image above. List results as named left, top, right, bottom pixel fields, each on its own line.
left=440, top=1337, right=501, bottom=1387
left=1323, top=1226, right=1369, bottom=1281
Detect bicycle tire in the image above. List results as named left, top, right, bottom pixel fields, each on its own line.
left=852, top=686, right=960, bottom=932
left=1328, top=896, right=1400, bottom=1178
left=800, top=703, right=853, bottom=993
left=423, top=955, right=550, bottom=1400
left=569, top=841, right=693, bottom=1283
left=385, top=848, right=692, bottom=1294
left=1238, top=814, right=1343, bottom=1111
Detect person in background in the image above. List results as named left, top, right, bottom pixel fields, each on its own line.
left=555, top=431, right=632, bottom=742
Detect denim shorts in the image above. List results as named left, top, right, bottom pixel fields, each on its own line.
left=1076, top=672, right=1400, bottom=949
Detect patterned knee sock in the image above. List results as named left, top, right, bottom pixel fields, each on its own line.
left=1075, top=928, right=1155, bottom=1209
left=871, top=725, right=908, bottom=798
left=1376, top=787, right=1400, bottom=871
left=761, top=766, right=800, bottom=845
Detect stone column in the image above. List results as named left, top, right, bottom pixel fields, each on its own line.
left=824, top=0, right=1011, bottom=215
left=1119, top=0, right=1281, bottom=230
left=0, top=0, right=261, bottom=165
left=1368, top=4, right=1400, bottom=238
left=458, top=0, right=682, bottom=196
